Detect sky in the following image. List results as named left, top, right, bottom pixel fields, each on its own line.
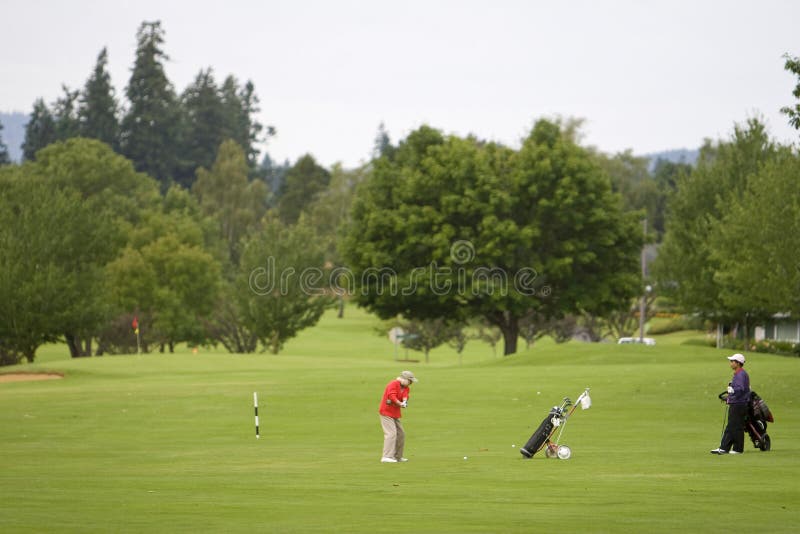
left=1, top=0, right=798, bottom=168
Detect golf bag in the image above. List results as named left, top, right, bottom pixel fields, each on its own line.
left=520, top=388, right=591, bottom=460
left=519, top=405, right=563, bottom=458
left=718, top=390, right=774, bottom=451
left=747, top=391, right=773, bottom=451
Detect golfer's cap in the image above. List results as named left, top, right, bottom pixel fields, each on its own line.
left=727, top=353, right=746, bottom=364
left=401, top=370, right=418, bottom=383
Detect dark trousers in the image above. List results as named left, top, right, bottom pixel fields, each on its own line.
left=721, top=403, right=747, bottom=453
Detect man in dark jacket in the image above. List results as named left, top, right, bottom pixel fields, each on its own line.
left=711, top=353, right=750, bottom=455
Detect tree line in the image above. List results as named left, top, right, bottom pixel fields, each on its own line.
left=0, top=24, right=798, bottom=363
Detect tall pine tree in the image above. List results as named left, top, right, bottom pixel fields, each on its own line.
left=120, top=21, right=180, bottom=191
left=22, top=98, right=57, bottom=161
left=79, top=47, right=119, bottom=148
left=175, top=68, right=226, bottom=189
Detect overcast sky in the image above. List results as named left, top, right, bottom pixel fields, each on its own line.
left=1, top=0, right=798, bottom=167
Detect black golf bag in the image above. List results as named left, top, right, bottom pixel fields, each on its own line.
left=746, top=391, right=773, bottom=451
left=718, top=389, right=774, bottom=451
left=520, top=405, right=564, bottom=458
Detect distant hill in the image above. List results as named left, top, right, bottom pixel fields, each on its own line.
left=644, top=148, right=699, bottom=171
left=0, top=111, right=27, bottom=163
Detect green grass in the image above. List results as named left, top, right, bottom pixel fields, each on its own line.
left=2, top=307, right=798, bottom=533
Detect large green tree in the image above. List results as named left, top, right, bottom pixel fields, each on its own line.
left=234, top=215, right=334, bottom=353
left=26, top=138, right=161, bottom=356
left=343, top=121, right=641, bottom=355
left=654, top=119, right=779, bottom=327
left=78, top=47, right=119, bottom=148
left=0, top=172, right=116, bottom=364
left=120, top=20, right=180, bottom=190
left=711, top=150, right=800, bottom=321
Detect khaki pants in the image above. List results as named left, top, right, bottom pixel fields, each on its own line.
left=380, top=415, right=405, bottom=459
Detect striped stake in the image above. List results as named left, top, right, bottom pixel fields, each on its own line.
left=254, top=392, right=260, bottom=439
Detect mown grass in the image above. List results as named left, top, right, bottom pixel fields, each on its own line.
left=1, top=307, right=798, bottom=533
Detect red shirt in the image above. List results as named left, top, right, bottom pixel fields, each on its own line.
left=379, top=379, right=409, bottom=418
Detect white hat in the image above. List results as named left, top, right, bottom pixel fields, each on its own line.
left=400, top=370, right=418, bottom=383
left=727, top=353, right=746, bottom=364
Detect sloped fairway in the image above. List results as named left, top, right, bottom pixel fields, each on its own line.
left=1, top=309, right=798, bottom=533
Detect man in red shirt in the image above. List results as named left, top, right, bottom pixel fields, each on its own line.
left=379, top=370, right=417, bottom=463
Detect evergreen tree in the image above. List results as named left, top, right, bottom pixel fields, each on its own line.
left=79, top=47, right=119, bottom=148
left=0, top=122, right=10, bottom=166
left=120, top=20, right=180, bottom=190
left=220, top=76, right=270, bottom=170
left=175, top=68, right=226, bottom=189
left=22, top=98, right=57, bottom=161
left=277, top=154, right=331, bottom=224
left=52, top=85, right=81, bottom=140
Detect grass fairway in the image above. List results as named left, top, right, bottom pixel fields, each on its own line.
left=1, top=307, right=798, bottom=533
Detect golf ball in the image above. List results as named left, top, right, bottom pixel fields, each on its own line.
left=463, top=456, right=468, bottom=460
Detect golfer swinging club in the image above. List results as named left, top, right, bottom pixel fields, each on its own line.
left=711, top=353, right=750, bottom=455
left=379, top=370, right=417, bottom=463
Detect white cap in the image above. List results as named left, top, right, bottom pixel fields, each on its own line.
left=727, top=353, right=746, bottom=364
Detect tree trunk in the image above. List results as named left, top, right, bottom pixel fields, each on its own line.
left=488, top=311, right=519, bottom=356
left=65, top=333, right=81, bottom=358
left=500, top=323, right=518, bottom=355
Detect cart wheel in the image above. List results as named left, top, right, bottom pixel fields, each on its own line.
left=545, top=445, right=557, bottom=458
left=557, top=445, right=572, bottom=460
left=760, top=434, right=771, bottom=451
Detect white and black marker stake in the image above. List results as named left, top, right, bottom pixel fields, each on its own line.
left=254, top=392, right=260, bottom=439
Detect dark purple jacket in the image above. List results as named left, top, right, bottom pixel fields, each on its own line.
left=727, top=368, right=750, bottom=405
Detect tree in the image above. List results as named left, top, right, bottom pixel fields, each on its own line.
left=232, top=215, right=334, bottom=353
left=105, top=233, right=221, bottom=352
left=396, top=317, right=452, bottom=363
left=175, top=68, right=227, bottom=188
left=52, top=85, right=81, bottom=140
left=220, top=76, right=270, bottom=170
left=277, top=154, right=331, bottom=224
left=651, top=158, right=692, bottom=238
left=192, top=139, right=269, bottom=265
left=596, top=150, right=661, bottom=236
left=79, top=47, right=119, bottom=148
left=781, top=53, right=800, bottom=130
left=120, top=20, right=180, bottom=190
left=22, top=98, right=57, bottom=161
left=654, top=119, right=779, bottom=335
left=343, top=120, right=642, bottom=355
left=0, top=121, right=10, bottom=166
left=0, top=173, right=115, bottom=363
left=27, top=138, right=161, bottom=356
left=711, top=151, right=800, bottom=321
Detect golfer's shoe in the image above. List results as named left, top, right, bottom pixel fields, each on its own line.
left=709, top=448, right=728, bottom=454
left=398, top=458, right=409, bottom=462
left=380, top=457, right=398, bottom=463
left=728, top=451, right=741, bottom=455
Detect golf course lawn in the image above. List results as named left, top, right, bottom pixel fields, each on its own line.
left=1, top=307, right=798, bottom=533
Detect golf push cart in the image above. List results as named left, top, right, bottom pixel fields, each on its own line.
left=520, top=388, right=591, bottom=460
left=718, top=389, right=774, bottom=451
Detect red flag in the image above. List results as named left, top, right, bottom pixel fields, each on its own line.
left=132, top=317, right=139, bottom=330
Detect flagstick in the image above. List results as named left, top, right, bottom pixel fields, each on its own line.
left=254, top=392, right=260, bottom=439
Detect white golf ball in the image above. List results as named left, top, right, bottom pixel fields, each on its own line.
left=512, top=444, right=516, bottom=448
left=463, top=456, right=468, bottom=460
